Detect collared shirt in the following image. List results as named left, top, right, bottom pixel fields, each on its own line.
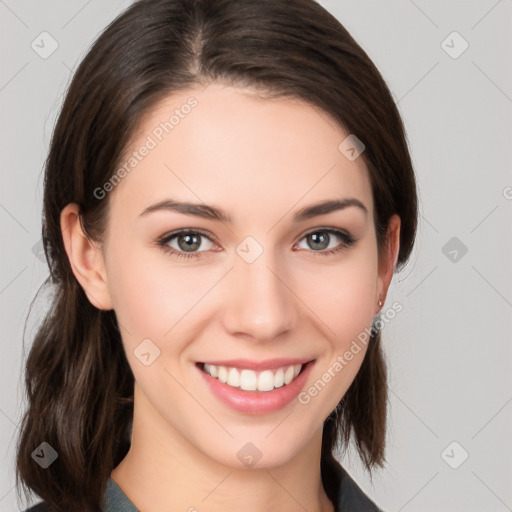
left=26, top=469, right=383, bottom=511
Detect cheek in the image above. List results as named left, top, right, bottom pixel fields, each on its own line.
left=105, top=243, right=172, bottom=343
left=293, top=252, right=379, bottom=410
left=105, top=242, right=217, bottom=352
left=295, top=247, right=379, bottom=345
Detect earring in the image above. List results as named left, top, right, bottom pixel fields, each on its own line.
left=378, top=299, right=383, bottom=308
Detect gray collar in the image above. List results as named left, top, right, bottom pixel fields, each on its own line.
left=102, top=478, right=139, bottom=512
left=104, top=472, right=383, bottom=512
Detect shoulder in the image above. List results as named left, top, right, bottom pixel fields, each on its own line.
left=338, top=466, right=384, bottom=512
left=24, top=473, right=384, bottom=512
left=21, top=478, right=123, bottom=512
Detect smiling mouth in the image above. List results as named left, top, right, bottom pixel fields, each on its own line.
left=196, top=360, right=314, bottom=393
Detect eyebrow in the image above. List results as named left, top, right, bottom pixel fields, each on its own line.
left=139, top=197, right=367, bottom=223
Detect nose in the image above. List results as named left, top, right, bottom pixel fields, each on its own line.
left=221, top=251, right=299, bottom=343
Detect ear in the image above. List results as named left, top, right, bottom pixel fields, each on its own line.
left=60, top=203, right=113, bottom=310
left=375, top=214, right=401, bottom=314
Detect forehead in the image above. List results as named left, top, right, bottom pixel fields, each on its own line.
left=108, top=84, right=373, bottom=227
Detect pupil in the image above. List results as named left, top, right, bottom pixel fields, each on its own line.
left=309, top=232, right=328, bottom=250
left=179, top=234, right=200, bottom=252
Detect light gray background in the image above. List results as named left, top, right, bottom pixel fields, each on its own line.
left=1, top=1, right=511, bottom=511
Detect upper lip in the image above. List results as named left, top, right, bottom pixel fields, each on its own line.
left=198, top=358, right=315, bottom=371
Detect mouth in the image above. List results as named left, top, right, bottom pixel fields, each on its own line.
left=195, top=360, right=314, bottom=393
left=195, top=359, right=316, bottom=414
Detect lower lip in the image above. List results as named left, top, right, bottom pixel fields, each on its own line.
left=196, top=361, right=315, bottom=415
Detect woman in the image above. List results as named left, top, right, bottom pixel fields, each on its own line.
left=17, top=0, right=418, bottom=510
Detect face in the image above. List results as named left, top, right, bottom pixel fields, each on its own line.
left=83, top=83, right=397, bottom=469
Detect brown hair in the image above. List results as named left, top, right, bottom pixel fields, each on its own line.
left=16, top=0, right=418, bottom=509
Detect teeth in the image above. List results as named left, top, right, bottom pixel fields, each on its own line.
left=227, top=367, right=240, bottom=387
left=203, top=363, right=304, bottom=392
left=274, top=368, right=284, bottom=388
left=257, top=370, right=274, bottom=392
left=240, top=369, right=257, bottom=391
left=217, top=365, right=228, bottom=383
left=208, top=363, right=218, bottom=378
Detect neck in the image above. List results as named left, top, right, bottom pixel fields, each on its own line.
left=111, top=385, right=335, bottom=512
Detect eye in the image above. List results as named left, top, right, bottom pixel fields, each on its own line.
left=156, top=229, right=217, bottom=260
left=156, top=227, right=356, bottom=260
left=295, top=228, right=356, bottom=256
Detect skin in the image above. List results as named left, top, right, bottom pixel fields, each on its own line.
left=61, top=83, right=400, bottom=512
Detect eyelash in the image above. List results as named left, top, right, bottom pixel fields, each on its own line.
left=156, top=228, right=356, bottom=260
